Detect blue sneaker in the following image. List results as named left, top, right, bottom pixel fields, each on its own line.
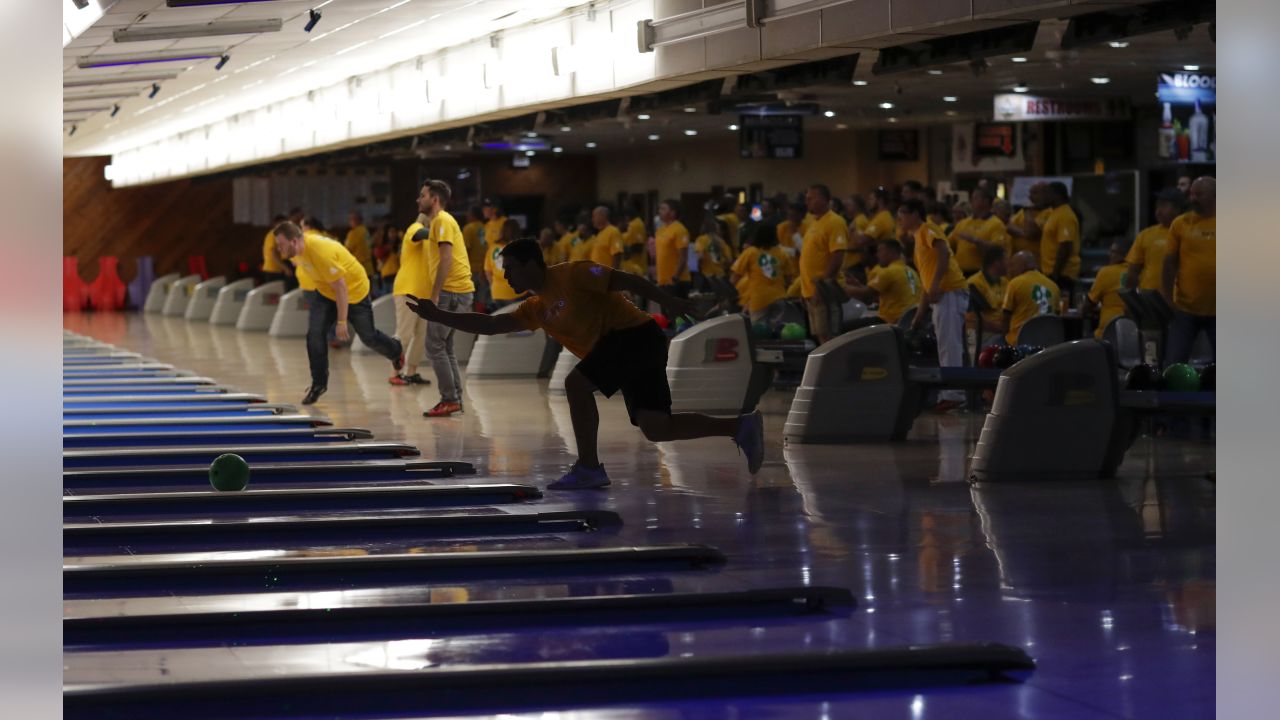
left=548, top=463, right=611, bottom=490
left=734, top=410, right=765, bottom=474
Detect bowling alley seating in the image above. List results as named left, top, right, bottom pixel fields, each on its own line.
left=467, top=303, right=552, bottom=377
left=63, top=257, right=89, bottom=312
left=969, top=339, right=1216, bottom=482
left=1101, top=316, right=1143, bottom=370
left=86, top=257, right=127, bottom=312
left=235, top=280, right=284, bottom=331
left=267, top=288, right=311, bottom=337
left=142, top=272, right=180, bottom=313
left=183, top=276, right=226, bottom=321
left=160, top=274, right=202, bottom=316
left=1015, top=315, right=1066, bottom=347
left=209, top=278, right=255, bottom=325
left=126, top=256, right=156, bottom=311
left=784, top=323, right=1001, bottom=444
left=351, top=294, right=395, bottom=354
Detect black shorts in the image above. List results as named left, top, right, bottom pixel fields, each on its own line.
left=575, top=320, right=671, bottom=425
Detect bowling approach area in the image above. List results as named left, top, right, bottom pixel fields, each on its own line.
left=60, top=311, right=1214, bottom=718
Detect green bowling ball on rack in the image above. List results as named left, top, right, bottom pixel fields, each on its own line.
left=1162, top=363, right=1201, bottom=392
left=780, top=322, right=807, bottom=341
left=209, top=453, right=251, bottom=492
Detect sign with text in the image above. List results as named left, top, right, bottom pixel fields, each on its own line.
left=1157, top=72, right=1215, bottom=163
left=994, top=94, right=1131, bottom=122
left=974, top=122, right=1018, bottom=158
left=739, top=114, right=803, bottom=159
left=877, top=129, right=919, bottom=161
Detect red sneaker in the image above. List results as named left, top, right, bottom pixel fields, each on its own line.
left=388, top=374, right=411, bottom=386
left=424, top=401, right=463, bottom=417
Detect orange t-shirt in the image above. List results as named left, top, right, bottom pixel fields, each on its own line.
left=511, top=262, right=652, bottom=358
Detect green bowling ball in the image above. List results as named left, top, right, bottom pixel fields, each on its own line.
left=674, top=315, right=693, bottom=333
left=1161, top=363, right=1201, bottom=392
left=751, top=322, right=772, bottom=339
left=780, top=322, right=807, bottom=341
left=209, top=453, right=250, bottom=492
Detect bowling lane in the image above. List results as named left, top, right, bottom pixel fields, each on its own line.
left=62, top=441, right=420, bottom=468
left=62, top=427, right=374, bottom=448
left=64, top=459, right=465, bottom=492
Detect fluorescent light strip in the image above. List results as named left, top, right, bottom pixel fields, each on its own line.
left=114, top=19, right=283, bottom=43
left=310, top=0, right=415, bottom=42
left=64, top=73, right=179, bottom=88
left=78, top=48, right=228, bottom=69
left=336, top=40, right=371, bottom=56
left=182, top=95, right=225, bottom=113
left=64, top=91, right=141, bottom=101
left=380, top=19, right=425, bottom=39
left=166, top=0, right=281, bottom=7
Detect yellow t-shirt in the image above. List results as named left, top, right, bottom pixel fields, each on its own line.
left=1039, top=204, right=1081, bottom=279
left=655, top=221, right=691, bottom=284
left=1010, top=207, right=1051, bottom=259
left=852, top=213, right=870, bottom=235
left=482, top=217, right=508, bottom=256
left=625, top=218, right=646, bottom=247
left=798, top=210, right=850, bottom=298
left=863, top=210, right=897, bottom=242
left=380, top=251, right=399, bottom=278
left=392, top=221, right=430, bottom=297
left=694, top=234, right=732, bottom=278
left=731, top=246, right=790, bottom=313
left=1125, top=223, right=1172, bottom=291
left=462, top=220, right=485, bottom=274
left=866, top=260, right=922, bottom=324
left=1003, top=270, right=1060, bottom=344
left=1087, top=263, right=1128, bottom=338
left=426, top=211, right=475, bottom=295
left=262, top=230, right=284, bottom=273
left=484, top=240, right=522, bottom=301
left=966, top=270, right=1009, bottom=330
left=948, top=215, right=1009, bottom=274
left=295, top=263, right=316, bottom=291
left=345, top=225, right=374, bottom=275
left=913, top=225, right=966, bottom=294
left=1166, top=211, right=1216, bottom=316
left=589, top=225, right=625, bottom=267
left=295, top=232, right=370, bottom=304
left=511, top=262, right=651, bottom=358
left=777, top=220, right=797, bottom=249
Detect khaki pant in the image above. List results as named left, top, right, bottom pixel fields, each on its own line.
left=804, top=295, right=830, bottom=340
left=393, top=295, right=427, bottom=372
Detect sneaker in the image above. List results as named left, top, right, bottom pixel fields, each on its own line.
left=404, top=373, right=431, bottom=385
left=301, top=385, right=327, bottom=405
left=548, top=463, right=611, bottom=490
left=423, top=401, right=463, bottom=417
left=734, top=409, right=765, bottom=475
left=388, top=374, right=411, bottom=386
left=931, top=399, right=964, bottom=414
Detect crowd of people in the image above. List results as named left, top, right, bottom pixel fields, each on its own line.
left=261, top=172, right=1216, bottom=416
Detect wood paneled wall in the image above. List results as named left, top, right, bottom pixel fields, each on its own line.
left=63, top=156, right=263, bottom=283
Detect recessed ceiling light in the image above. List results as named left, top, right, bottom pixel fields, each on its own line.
left=637, top=114, right=650, bottom=120
left=728, top=124, right=739, bottom=131
left=684, top=129, right=697, bottom=136
left=823, top=110, right=836, bottom=118
left=1012, top=85, right=1029, bottom=93
left=1011, top=56, right=1028, bottom=63
left=585, top=141, right=597, bottom=148
left=943, top=96, right=957, bottom=102
left=1109, top=41, right=1130, bottom=48
left=926, top=69, right=943, bottom=75
left=559, top=125, right=571, bottom=132
left=647, top=134, right=659, bottom=141
left=525, top=150, right=535, bottom=156
left=1091, top=76, right=1111, bottom=84
left=878, top=102, right=894, bottom=109
left=1184, top=64, right=1200, bottom=71
left=683, top=106, right=696, bottom=113
left=552, top=146, right=563, bottom=153
left=852, top=80, right=868, bottom=86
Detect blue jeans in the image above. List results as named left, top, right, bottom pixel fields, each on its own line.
left=307, top=294, right=401, bottom=387
left=1164, top=310, right=1215, bottom=365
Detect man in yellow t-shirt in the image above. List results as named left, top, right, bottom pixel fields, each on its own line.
left=262, top=214, right=289, bottom=284
left=417, top=179, right=476, bottom=417
left=1086, top=242, right=1129, bottom=338
left=344, top=212, right=374, bottom=276
left=693, top=216, right=733, bottom=280
left=776, top=202, right=806, bottom=258
left=588, top=206, right=624, bottom=269
left=1162, top=176, right=1216, bottom=364
left=654, top=199, right=691, bottom=295
left=716, top=195, right=740, bottom=254
left=378, top=226, right=401, bottom=281
left=948, top=187, right=1009, bottom=275
left=480, top=199, right=507, bottom=304
left=391, top=197, right=435, bottom=386
left=902, top=198, right=968, bottom=410
left=1040, top=182, right=1082, bottom=296
left=1008, top=182, right=1049, bottom=261
left=484, top=218, right=527, bottom=308
left=462, top=205, right=486, bottom=290
left=405, top=240, right=766, bottom=490
left=1126, top=189, right=1183, bottom=291
left=1002, top=250, right=1061, bottom=345
left=966, top=246, right=1010, bottom=343
left=798, top=184, right=849, bottom=343
left=730, top=230, right=791, bottom=322
left=274, top=222, right=404, bottom=405
left=842, top=239, right=920, bottom=325
left=851, top=187, right=896, bottom=270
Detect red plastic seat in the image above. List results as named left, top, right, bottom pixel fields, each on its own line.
left=64, top=257, right=89, bottom=312
left=87, top=256, right=128, bottom=311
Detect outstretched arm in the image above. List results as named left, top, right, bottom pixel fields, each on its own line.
left=608, top=267, right=695, bottom=317
left=405, top=295, right=524, bottom=335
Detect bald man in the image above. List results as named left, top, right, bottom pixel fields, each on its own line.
left=589, top=206, right=624, bottom=269
left=1162, top=176, right=1216, bottom=363
left=1001, top=251, right=1060, bottom=345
